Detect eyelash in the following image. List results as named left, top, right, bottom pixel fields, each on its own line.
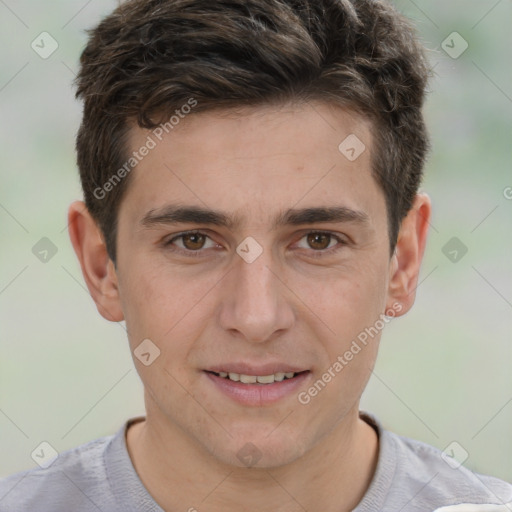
left=163, top=230, right=348, bottom=258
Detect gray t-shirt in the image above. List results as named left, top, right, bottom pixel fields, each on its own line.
left=1, top=411, right=511, bottom=511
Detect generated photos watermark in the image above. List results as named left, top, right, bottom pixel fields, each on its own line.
left=297, top=301, right=403, bottom=405
left=93, top=98, right=198, bottom=200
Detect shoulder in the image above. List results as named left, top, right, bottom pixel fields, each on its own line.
left=0, top=433, right=116, bottom=512
left=357, top=412, right=512, bottom=512
left=385, top=429, right=512, bottom=510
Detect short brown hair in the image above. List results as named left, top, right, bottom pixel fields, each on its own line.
left=75, top=0, right=432, bottom=265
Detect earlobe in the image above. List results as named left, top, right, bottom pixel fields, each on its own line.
left=67, top=200, right=124, bottom=322
left=385, top=193, right=431, bottom=316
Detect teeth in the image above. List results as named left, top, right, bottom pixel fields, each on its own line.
left=256, top=375, right=274, bottom=384
left=216, top=371, right=298, bottom=384
left=240, top=374, right=257, bottom=384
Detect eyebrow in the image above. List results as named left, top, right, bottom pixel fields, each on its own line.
left=140, top=204, right=370, bottom=231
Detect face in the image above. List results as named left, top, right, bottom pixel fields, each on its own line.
left=75, top=101, right=424, bottom=469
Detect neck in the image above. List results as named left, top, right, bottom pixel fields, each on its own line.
left=126, top=406, right=379, bottom=512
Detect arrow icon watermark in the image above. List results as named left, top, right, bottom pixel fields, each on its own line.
left=236, top=236, right=263, bottom=263
left=441, top=31, right=468, bottom=59
left=32, top=237, right=58, bottom=263
left=338, top=134, right=366, bottom=161
left=134, top=338, right=161, bottom=366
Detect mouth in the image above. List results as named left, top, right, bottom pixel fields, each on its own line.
left=203, top=369, right=311, bottom=406
left=204, top=370, right=310, bottom=385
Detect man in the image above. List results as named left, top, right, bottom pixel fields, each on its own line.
left=1, top=0, right=511, bottom=510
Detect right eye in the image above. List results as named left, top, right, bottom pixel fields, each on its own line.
left=163, top=230, right=219, bottom=257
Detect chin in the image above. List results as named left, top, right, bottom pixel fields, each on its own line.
left=207, top=430, right=308, bottom=470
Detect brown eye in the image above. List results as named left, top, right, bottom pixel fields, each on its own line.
left=307, top=232, right=333, bottom=250
left=181, top=232, right=206, bottom=250
left=295, top=231, right=347, bottom=258
left=164, top=231, right=217, bottom=256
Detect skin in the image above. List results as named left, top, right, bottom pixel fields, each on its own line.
left=68, top=101, right=431, bottom=512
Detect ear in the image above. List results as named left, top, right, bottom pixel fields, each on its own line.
left=385, top=193, right=431, bottom=316
left=67, top=200, right=124, bottom=322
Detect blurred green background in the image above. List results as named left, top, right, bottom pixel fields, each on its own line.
left=1, top=0, right=511, bottom=483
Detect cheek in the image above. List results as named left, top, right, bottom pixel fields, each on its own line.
left=118, top=258, right=220, bottom=361
left=301, top=261, right=389, bottom=340
left=117, top=265, right=159, bottom=342
left=119, top=257, right=177, bottom=322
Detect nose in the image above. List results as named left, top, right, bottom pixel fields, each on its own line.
left=218, top=244, right=295, bottom=343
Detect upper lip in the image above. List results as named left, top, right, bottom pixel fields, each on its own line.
left=205, top=363, right=310, bottom=376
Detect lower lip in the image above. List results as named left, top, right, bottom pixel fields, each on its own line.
left=204, top=371, right=311, bottom=406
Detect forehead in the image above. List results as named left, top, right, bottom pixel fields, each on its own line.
left=119, top=101, right=384, bottom=230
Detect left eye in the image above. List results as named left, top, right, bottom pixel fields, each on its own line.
left=295, top=232, right=346, bottom=254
